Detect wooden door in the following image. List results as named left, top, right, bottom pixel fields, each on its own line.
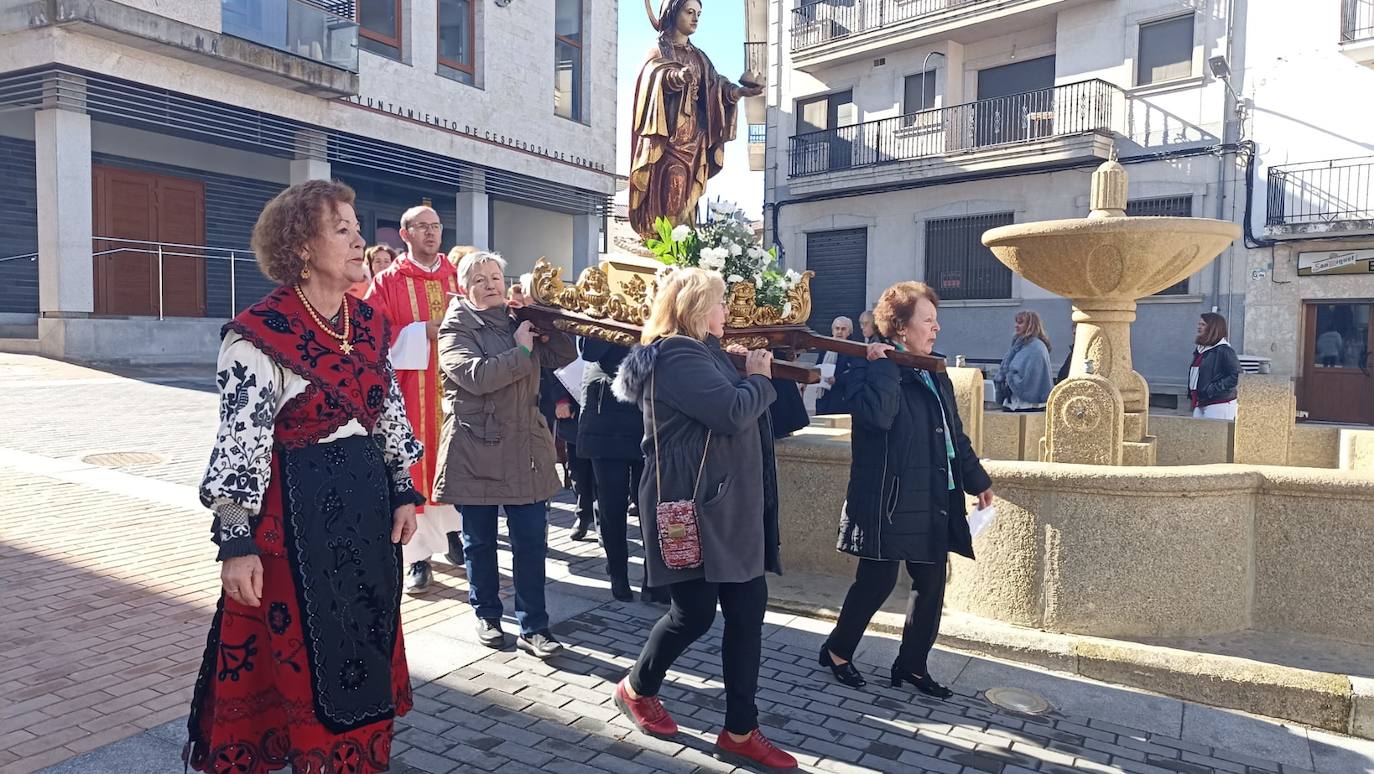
left=93, top=168, right=157, bottom=316
left=157, top=177, right=207, bottom=317
left=1300, top=302, right=1374, bottom=424
left=92, top=166, right=206, bottom=317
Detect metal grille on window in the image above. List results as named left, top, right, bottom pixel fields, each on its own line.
left=1127, top=196, right=1192, bottom=295
left=924, top=213, right=1014, bottom=301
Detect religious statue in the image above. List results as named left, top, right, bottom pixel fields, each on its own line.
left=628, top=0, right=765, bottom=238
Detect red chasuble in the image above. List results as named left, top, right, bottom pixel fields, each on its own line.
left=365, top=253, right=461, bottom=506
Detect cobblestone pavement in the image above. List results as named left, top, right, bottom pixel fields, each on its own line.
left=2, top=352, right=1373, bottom=774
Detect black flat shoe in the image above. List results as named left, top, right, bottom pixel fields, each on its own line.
left=890, top=666, right=953, bottom=699
left=818, top=645, right=866, bottom=688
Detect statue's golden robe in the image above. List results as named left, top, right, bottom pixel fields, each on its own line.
left=629, top=39, right=740, bottom=238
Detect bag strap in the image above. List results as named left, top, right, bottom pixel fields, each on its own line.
left=650, top=367, right=711, bottom=501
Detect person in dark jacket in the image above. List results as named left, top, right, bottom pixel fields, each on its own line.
left=816, top=316, right=864, bottom=415
left=609, top=267, right=797, bottom=772
left=1189, top=312, right=1241, bottom=420
left=820, top=281, right=994, bottom=700
left=540, top=369, right=597, bottom=534
left=579, top=337, right=665, bottom=602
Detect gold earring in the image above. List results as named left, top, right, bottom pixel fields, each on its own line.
left=300, top=265, right=311, bottom=280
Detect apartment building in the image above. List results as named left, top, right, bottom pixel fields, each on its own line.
left=0, top=0, right=616, bottom=362
left=747, top=0, right=1374, bottom=424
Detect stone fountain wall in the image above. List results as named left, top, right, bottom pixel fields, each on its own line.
left=774, top=429, right=1374, bottom=643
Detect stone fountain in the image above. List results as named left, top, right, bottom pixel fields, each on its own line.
left=981, top=156, right=1241, bottom=465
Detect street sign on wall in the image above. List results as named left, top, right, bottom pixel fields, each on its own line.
left=1297, top=249, right=1374, bottom=276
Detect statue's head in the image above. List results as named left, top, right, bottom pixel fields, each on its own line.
left=647, top=0, right=701, bottom=38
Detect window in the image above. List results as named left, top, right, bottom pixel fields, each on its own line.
left=1127, top=196, right=1192, bottom=295
left=438, top=0, right=475, bottom=84
left=1137, top=14, right=1193, bottom=86
left=555, top=0, right=583, bottom=120
left=925, top=213, right=1014, bottom=300
left=795, top=90, right=853, bottom=135
left=357, top=0, right=401, bottom=59
left=903, top=70, right=937, bottom=115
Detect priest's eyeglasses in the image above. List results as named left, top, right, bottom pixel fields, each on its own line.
left=409, top=223, right=443, bottom=233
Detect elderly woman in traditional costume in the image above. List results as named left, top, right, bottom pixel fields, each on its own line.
left=188, top=180, right=424, bottom=774
left=628, top=0, right=764, bottom=237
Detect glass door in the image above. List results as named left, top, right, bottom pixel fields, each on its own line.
left=1300, top=302, right=1374, bottom=424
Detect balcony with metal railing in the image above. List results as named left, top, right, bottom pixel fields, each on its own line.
left=787, top=79, right=1125, bottom=187
left=1266, top=156, right=1374, bottom=237
left=221, top=0, right=360, bottom=72
left=789, top=0, right=1102, bottom=66
left=1342, top=0, right=1374, bottom=66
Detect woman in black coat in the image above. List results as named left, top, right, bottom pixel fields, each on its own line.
left=579, top=338, right=668, bottom=602
left=1189, top=313, right=1241, bottom=420
left=820, top=281, right=993, bottom=700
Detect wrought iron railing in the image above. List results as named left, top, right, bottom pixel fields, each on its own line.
left=743, top=41, right=768, bottom=87
left=791, top=0, right=987, bottom=51
left=788, top=79, right=1123, bottom=177
left=221, top=0, right=360, bottom=72
left=1343, top=0, right=1374, bottom=42
left=748, top=124, right=767, bottom=144
left=1266, top=156, right=1374, bottom=228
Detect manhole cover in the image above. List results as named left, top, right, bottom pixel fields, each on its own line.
left=82, top=451, right=167, bottom=468
left=984, top=687, right=1052, bottom=715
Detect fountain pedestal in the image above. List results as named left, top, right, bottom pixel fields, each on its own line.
left=983, top=156, right=1241, bottom=465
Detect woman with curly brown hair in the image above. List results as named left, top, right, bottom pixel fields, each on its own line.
left=819, top=281, right=993, bottom=701
left=185, top=180, right=424, bottom=774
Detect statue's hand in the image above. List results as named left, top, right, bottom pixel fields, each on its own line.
left=737, top=83, right=765, bottom=99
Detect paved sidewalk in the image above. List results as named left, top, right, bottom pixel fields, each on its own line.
left=2, top=352, right=1373, bottom=774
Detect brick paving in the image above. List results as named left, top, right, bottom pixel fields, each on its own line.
left=2, top=352, right=1374, bottom=774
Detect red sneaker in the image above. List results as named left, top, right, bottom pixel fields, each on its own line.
left=714, top=728, right=798, bottom=772
left=612, top=679, right=679, bottom=738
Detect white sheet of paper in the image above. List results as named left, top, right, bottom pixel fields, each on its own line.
left=554, top=359, right=586, bottom=399
left=819, top=363, right=836, bottom=381
left=390, top=321, right=430, bottom=370
left=967, top=504, right=997, bottom=539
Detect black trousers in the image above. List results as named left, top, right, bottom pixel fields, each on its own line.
left=590, top=457, right=643, bottom=584
left=825, top=558, right=947, bottom=676
left=628, top=575, right=768, bottom=734
left=566, top=442, right=596, bottom=525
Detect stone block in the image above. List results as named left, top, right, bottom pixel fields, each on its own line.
left=1042, top=375, right=1124, bottom=465
left=774, top=431, right=852, bottom=578
left=1340, top=429, right=1374, bottom=476
left=947, top=367, right=984, bottom=456
left=1234, top=375, right=1295, bottom=466
left=1290, top=423, right=1341, bottom=469
left=982, top=411, right=1024, bottom=461
left=1151, top=415, right=1232, bottom=466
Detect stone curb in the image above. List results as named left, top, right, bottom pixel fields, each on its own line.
left=768, top=593, right=1373, bottom=741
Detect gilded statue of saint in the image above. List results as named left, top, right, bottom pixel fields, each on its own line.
left=629, top=0, right=764, bottom=238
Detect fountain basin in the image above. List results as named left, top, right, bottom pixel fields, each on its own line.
left=982, top=216, right=1241, bottom=300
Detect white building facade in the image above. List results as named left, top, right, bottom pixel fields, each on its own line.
left=749, top=0, right=1374, bottom=425
left=0, top=0, right=617, bottom=361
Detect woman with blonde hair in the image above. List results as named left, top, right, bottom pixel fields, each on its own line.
left=610, top=268, right=797, bottom=771
left=993, top=310, right=1054, bottom=412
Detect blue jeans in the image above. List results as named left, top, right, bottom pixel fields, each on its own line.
left=459, top=502, right=549, bottom=636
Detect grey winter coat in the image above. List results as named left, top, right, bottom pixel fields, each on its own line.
left=432, top=299, right=576, bottom=506
left=613, top=335, right=782, bottom=586
left=995, top=337, right=1053, bottom=406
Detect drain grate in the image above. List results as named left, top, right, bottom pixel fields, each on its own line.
left=984, top=686, right=1052, bottom=715
left=82, top=451, right=168, bottom=468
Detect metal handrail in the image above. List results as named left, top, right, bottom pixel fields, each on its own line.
left=788, top=79, right=1124, bottom=177
left=1266, top=156, right=1374, bottom=227
left=1343, top=0, right=1374, bottom=43
left=792, top=0, right=989, bottom=51
left=91, top=236, right=255, bottom=320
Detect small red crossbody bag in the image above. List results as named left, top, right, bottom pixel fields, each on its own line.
left=650, top=372, right=711, bottom=570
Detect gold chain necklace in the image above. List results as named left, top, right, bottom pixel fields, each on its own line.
left=293, top=284, right=353, bottom=354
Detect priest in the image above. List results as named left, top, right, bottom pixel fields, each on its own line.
left=366, top=205, right=465, bottom=593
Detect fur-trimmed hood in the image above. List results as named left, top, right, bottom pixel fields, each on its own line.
left=611, top=342, right=658, bottom=404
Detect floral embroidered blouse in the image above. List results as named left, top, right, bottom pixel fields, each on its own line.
left=199, top=290, right=424, bottom=561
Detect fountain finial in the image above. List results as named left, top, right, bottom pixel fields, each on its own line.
left=1088, top=156, right=1128, bottom=219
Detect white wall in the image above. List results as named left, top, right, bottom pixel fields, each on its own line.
left=490, top=200, right=574, bottom=280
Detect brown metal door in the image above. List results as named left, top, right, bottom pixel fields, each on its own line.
left=93, top=167, right=157, bottom=316
left=92, top=166, right=206, bottom=317
left=1300, top=302, right=1374, bottom=424
left=156, top=177, right=207, bottom=317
